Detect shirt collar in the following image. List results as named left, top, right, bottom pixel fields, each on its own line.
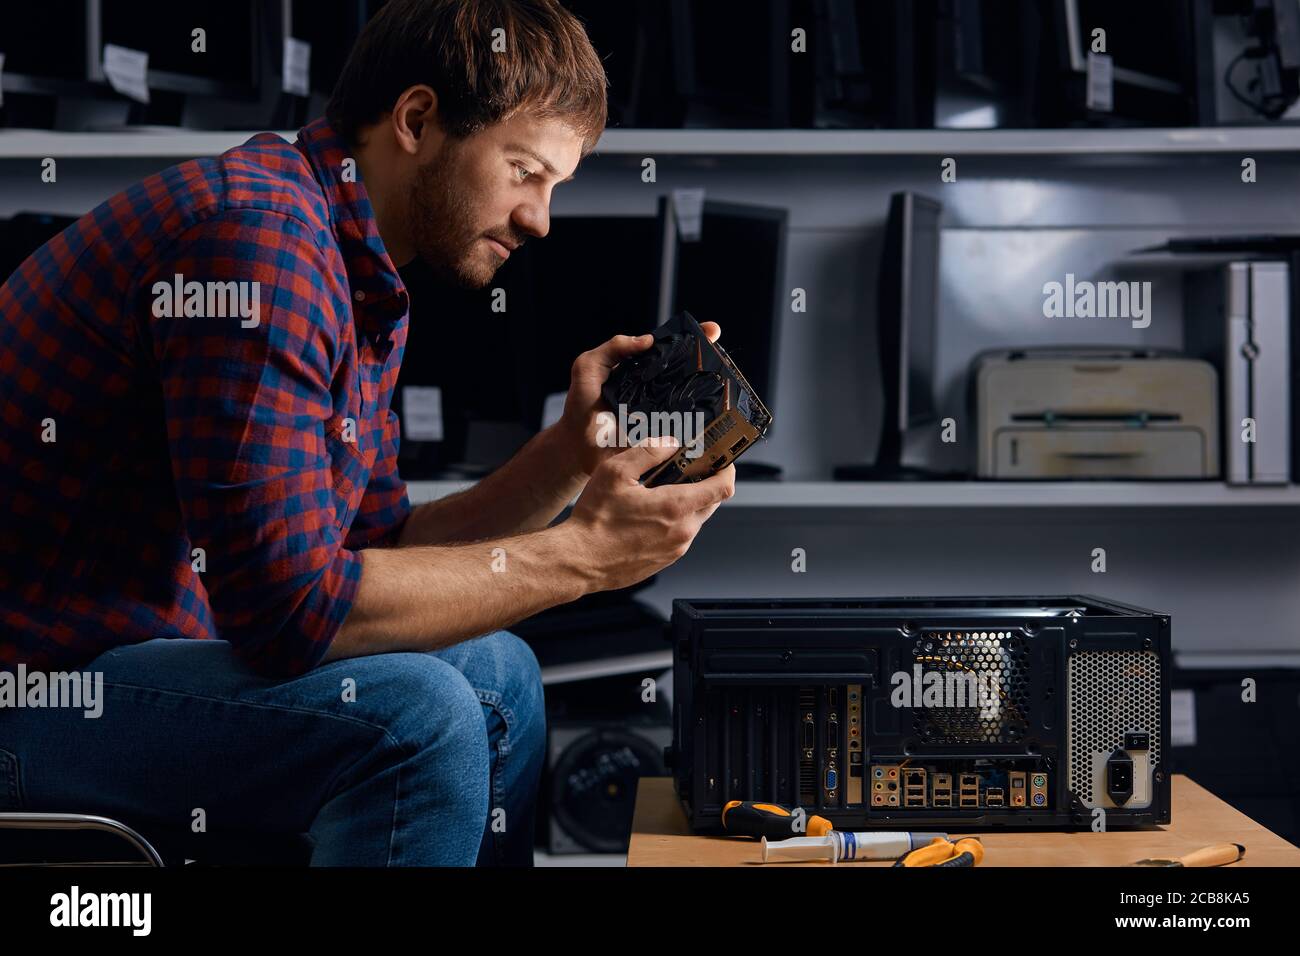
left=293, top=118, right=409, bottom=339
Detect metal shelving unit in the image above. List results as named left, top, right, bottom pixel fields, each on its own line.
left=3, top=126, right=1300, bottom=159
left=405, top=480, right=1300, bottom=509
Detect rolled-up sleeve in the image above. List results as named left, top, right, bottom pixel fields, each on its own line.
left=344, top=407, right=411, bottom=550
left=141, top=208, right=361, bottom=677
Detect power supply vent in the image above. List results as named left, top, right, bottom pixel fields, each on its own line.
left=1066, top=650, right=1162, bottom=805
left=911, top=631, right=1029, bottom=744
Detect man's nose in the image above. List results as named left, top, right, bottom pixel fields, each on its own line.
left=513, top=200, right=549, bottom=240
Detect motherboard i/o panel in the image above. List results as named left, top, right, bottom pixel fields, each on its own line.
left=668, top=596, right=1171, bottom=830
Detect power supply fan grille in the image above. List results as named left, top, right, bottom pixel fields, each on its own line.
left=911, top=631, right=1029, bottom=744
left=1066, top=650, right=1162, bottom=806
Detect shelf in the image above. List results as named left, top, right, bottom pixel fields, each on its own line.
left=405, top=479, right=1300, bottom=509
left=4, top=126, right=1300, bottom=159
left=589, top=126, right=1300, bottom=156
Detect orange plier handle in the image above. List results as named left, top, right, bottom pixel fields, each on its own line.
left=892, top=836, right=984, bottom=867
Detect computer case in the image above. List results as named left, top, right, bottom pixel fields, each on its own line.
left=670, top=596, right=1172, bottom=831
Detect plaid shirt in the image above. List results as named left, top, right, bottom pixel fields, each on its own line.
left=0, top=118, right=411, bottom=678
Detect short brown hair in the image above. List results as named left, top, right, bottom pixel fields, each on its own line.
left=326, top=0, right=608, bottom=153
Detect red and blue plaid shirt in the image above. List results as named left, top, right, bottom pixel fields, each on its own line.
left=0, top=118, right=411, bottom=677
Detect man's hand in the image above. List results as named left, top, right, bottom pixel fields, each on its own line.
left=558, top=321, right=722, bottom=476
left=559, top=437, right=736, bottom=592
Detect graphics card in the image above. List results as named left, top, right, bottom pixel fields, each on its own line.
left=601, top=311, right=772, bottom=487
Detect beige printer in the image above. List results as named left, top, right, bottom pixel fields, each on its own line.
left=973, top=348, right=1219, bottom=479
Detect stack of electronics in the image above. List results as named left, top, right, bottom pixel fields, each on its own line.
left=837, top=190, right=1297, bottom=484
left=565, top=0, right=1292, bottom=130
left=395, top=196, right=787, bottom=481
left=5, top=1, right=1297, bottom=131
left=669, top=595, right=1172, bottom=831
left=0, top=0, right=385, bottom=130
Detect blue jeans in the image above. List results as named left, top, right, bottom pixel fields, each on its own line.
left=0, top=631, right=546, bottom=865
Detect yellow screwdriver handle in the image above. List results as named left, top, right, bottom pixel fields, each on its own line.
left=1178, top=844, right=1245, bottom=867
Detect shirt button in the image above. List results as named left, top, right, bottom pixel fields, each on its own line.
left=354, top=290, right=365, bottom=302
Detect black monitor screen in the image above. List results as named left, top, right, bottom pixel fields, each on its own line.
left=100, top=0, right=259, bottom=96
left=519, top=216, right=663, bottom=420
left=1, top=3, right=92, bottom=85
left=666, top=201, right=786, bottom=409
left=397, top=215, right=662, bottom=438
left=878, top=192, right=941, bottom=431
left=290, top=0, right=385, bottom=98
left=1073, top=0, right=1188, bottom=87
left=902, top=195, right=940, bottom=427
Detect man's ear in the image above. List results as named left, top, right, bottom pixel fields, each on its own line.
left=390, top=85, right=444, bottom=158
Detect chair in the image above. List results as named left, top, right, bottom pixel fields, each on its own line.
left=0, top=810, right=314, bottom=866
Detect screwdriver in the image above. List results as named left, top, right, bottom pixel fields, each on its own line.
left=721, top=800, right=833, bottom=839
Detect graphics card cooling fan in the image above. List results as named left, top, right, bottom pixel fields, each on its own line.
left=602, top=311, right=772, bottom=487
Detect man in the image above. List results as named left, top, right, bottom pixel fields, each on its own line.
left=0, top=0, right=734, bottom=865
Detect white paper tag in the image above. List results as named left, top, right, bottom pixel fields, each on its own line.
left=541, top=391, right=568, bottom=431
left=103, top=44, right=150, bottom=104
left=672, top=188, right=706, bottom=242
left=1085, top=51, right=1114, bottom=112
left=283, top=38, right=311, bottom=97
left=402, top=386, right=443, bottom=442
left=1170, top=689, right=1197, bottom=747
left=0, top=54, right=6, bottom=108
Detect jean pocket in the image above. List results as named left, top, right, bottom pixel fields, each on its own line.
left=0, top=748, right=22, bottom=810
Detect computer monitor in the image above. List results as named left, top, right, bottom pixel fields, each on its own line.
left=835, top=191, right=944, bottom=481
left=0, top=2, right=102, bottom=127
left=562, top=0, right=685, bottom=128
left=654, top=197, right=786, bottom=417
left=0, top=4, right=97, bottom=97
left=668, top=0, right=807, bottom=127
left=933, top=0, right=1036, bottom=129
left=1033, top=0, right=1200, bottom=126
left=97, top=0, right=262, bottom=99
left=287, top=0, right=385, bottom=99
left=394, top=215, right=663, bottom=478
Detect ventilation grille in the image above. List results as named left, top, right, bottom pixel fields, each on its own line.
left=1067, top=650, right=1162, bottom=805
left=911, top=631, right=1029, bottom=744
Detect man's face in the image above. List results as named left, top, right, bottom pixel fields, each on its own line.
left=408, top=112, right=583, bottom=288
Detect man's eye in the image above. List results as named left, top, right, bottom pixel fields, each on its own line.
left=513, top=164, right=533, bottom=182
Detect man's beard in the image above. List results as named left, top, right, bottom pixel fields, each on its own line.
left=408, top=148, right=517, bottom=290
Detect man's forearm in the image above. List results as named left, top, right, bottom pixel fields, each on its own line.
left=398, top=423, right=588, bottom=546
left=324, top=523, right=596, bottom=662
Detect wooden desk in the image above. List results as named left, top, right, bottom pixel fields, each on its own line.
left=627, top=775, right=1300, bottom=866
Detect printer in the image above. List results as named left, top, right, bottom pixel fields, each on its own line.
left=972, top=347, right=1219, bottom=479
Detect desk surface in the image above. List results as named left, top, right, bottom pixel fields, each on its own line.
left=627, top=776, right=1300, bottom=866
